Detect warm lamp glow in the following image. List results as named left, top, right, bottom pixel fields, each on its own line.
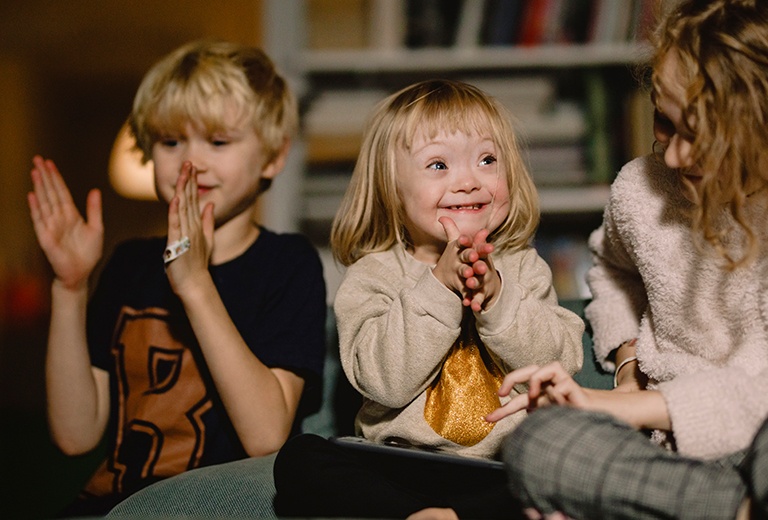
left=108, top=123, right=157, bottom=201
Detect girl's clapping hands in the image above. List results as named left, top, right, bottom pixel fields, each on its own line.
left=432, top=216, right=501, bottom=312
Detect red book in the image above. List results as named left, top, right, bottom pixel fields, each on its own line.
left=518, top=0, right=552, bottom=46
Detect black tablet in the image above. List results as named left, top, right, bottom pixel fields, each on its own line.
left=329, top=435, right=505, bottom=471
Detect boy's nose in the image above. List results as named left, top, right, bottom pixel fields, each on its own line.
left=184, top=144, right=208, bottom=172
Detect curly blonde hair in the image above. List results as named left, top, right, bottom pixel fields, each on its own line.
left=330, top=79, right=539, bottom=266
left=651, top=0, right=768, bottom=268
left=129, top=40, right=298, bottom=193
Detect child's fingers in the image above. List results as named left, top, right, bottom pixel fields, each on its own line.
left=438, top=216, right=461, bottom=243
left=44, top=157, right=76, bottom=209
left=185, top=162, right=201, bottom=223
left=201, top=202, right=215, bottom=249
left=167, top=196, right=182, bottom=241
left=526, top=362, right=569, bottom=393
left=485, top=393, right=530, bottom=422
left=471, top=259, right=489, bottom=276
left=173, top=166, right=191, bottom=239
left=498, top=365, right=541, bottom=396
left=469, top=293, right=484, bottom=312
left=27, top=191, right=46, bottom=235
left=31, top=159, right=55, bottom=216
left=458, top=247, right=480, bottom=265
left=85, top=189, right=103, bottom=231
left=472, top=228, right=490, bottom=248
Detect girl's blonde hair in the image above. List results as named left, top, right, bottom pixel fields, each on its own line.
left=331, top=79, right=539, bottom=266
left=651, top=0, right=768, bottom=268
left=129, top=40, right=298, bottom=193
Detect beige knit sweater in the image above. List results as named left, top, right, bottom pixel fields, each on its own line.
left=585, top=154, right=768, bottom=460
left=334, top=245, right=584, bottom=459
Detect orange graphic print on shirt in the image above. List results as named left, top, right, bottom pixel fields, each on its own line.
left=83, top=307, right=212, bottom=497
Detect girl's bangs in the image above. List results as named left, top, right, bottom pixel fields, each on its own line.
left=399, top=94, right=495, bottom=149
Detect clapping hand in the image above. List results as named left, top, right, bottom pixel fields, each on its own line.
left=432, top=216, right=500, bottom=312
left=27, top=155, right=104, bottom=291
left=163, top=161, right=215, bottom=295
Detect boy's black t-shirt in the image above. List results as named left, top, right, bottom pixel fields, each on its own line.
left=81, top=228, right=326, bottom=504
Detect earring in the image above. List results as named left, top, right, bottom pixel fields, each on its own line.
left=652, top=140, right=666, bottom=156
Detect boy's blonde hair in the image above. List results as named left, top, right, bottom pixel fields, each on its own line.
left=129, top=40, right=298, bottom=193
left=331, top=79, right=539, bottom=266
left=651, top=0, right=768, bottom=268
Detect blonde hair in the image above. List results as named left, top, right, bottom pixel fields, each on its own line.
left=129, top=40, right=298, bottom=193
left=331, top=79, right=539, bottom=266
left=651, top=0, right=768, bottom=268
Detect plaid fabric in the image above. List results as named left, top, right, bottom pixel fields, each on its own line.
left=743, top=417, right=768, bottom=520
left=502, top=407, right=747, bottom=520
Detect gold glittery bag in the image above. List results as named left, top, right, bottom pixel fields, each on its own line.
left=424, top=311, right=505, bottom=446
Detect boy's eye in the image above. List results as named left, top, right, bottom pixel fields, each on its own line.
left=480, top=155, right=497, bottom=166
left=428, top=161, right=447, bottom=170
left=160, top=138, right=179, bottom=147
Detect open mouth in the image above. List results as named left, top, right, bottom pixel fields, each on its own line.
left=445, top=203, right=486, bottom=211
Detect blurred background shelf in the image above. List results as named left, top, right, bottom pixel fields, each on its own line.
left=298, top=43, right=652, bottom=74
left=264, top=0, right=661, bottom=301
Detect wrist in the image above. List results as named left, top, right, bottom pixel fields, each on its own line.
left=52, top=277, right=89, bottom=295
left=613, top=356, right=638, bottom=388
left=481, top=269, right=502, bottom=309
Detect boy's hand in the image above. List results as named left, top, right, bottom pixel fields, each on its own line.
left=164, top=161, right=215, bottom=295
left=27, top=155, right=103, bottom=291
left=432, top=216, right=501, bottom=311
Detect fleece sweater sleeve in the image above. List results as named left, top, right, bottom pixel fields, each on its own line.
left=659, top=365, right=768, bottom=459
left=584, top=160, right=650, bottom=370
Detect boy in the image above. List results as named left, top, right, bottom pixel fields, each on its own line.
left=27, top=40, right=326, bottom=516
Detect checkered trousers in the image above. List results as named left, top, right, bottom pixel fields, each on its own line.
left=502, top=407, right=750, bottom=520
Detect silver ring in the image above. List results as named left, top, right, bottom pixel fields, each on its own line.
left=163, top=236, right=190, bottom=264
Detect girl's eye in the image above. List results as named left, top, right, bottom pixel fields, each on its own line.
left=653, top=110, right=676, bottom=139
left=428, top=161, right=447, bottom=170
left=211, top=138, right=230, bottom=147
left=480, top=155, right=497, bottom=166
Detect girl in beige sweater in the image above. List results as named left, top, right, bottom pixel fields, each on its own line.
left=274, top=79, right=584, bottom=520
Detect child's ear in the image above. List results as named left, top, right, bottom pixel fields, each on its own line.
left=261, top=137, right=291, bottom=180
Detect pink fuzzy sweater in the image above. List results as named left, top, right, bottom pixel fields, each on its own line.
left=585, top=154, right=768, bottom=460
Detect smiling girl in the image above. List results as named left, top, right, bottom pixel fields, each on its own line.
left=273, top=79, right=584, bottom=520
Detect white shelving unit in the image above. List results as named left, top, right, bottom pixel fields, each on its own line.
left=262, top=0, right=653, bottom=300
left=298, top=43, right=651, bottom=73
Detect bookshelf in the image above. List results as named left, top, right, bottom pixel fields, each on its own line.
left=298, top=43, right=650, bottom=73
left=262, top=0, right=658, bottom=301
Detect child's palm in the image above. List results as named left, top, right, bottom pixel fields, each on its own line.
left=28, top=157, right=103, bottom=289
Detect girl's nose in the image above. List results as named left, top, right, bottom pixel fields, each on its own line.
left=453, top=167, right=481, bottom=192
left=664, top=135, right=694, bottom=169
